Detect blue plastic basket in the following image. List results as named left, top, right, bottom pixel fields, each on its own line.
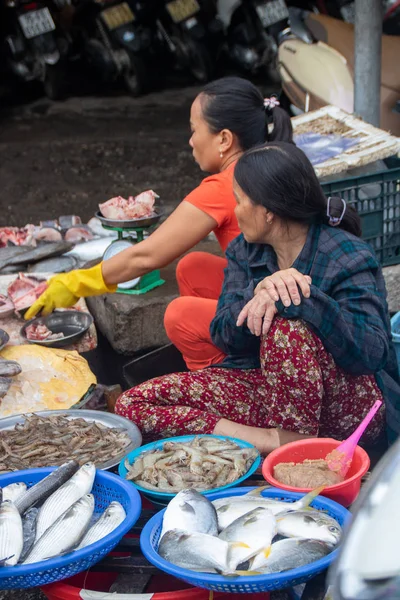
left=0, top=467, right=142, bottom=589
left=391, top=311, right=400, bottom=372
left=140, top=486, right=351, bottom=594
left=118, top=434, right=261, bottom=504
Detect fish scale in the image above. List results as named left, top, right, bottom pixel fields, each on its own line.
left=0, top=500, right=23, bottom=566
left=24, top=494, right=95, bottom=564
left=35, top=462, right=95, bottom=541
left=75, top=501, right=126, bottom=550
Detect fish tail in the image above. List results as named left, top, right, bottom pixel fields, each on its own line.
left=245, top=485, right=271, bottom=497
left=295, top=485, right=325, bottom=509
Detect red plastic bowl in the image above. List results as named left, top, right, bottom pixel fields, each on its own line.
left=262, top=438, right=370, bottom=507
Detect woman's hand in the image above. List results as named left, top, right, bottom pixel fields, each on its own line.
left=254, top=268, right=312, bottom=307
left=236, top=289, right=277, bottom=336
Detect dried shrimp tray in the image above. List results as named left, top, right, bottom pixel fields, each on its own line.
left=0, top=409, right=142, bottom=472
left=292, top=105, right=400, bottom=178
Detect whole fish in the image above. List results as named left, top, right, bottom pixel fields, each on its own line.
left=23, top=494, right=95, bottom=564
left=35, top=462, right=95, bottom=541
left=15, top=460, right=80, bottom=515
left=0, top=500, right=23, bottom=566
left=213, top=486, right=324, bottom=531
left=0, top=242, right=74, bottom=271
left=28, top=256, right=77, bottom=274
left=276, top=510, right=342, bottom=545
left=160, top=489, right=218, bottom=541
left=0, top=360, right=21, bottom=378
left=19, top=507, right=38, bottom=562
left=2, top=482, right=27, bottom=503
left=75, top=501, right=126, bottom=550
left=158, top=529, right=234, bottom=574
left=219, top=507, right=277, bottom=569
left=251, top=537, right=332, bottom=573
left=0, top=377, right=12, bottom=399
left=65, top=238, right=112, bottom=263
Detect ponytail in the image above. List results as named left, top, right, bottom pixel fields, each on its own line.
left=200, top=77, right=293, bottom=151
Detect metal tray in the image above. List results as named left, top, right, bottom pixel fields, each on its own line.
left=95, top=210, right=162, bottom=230
left=0, top=409, right=142, bottom=471
left=20, top=310, right=93, bottom=348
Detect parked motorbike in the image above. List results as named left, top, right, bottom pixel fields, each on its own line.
left=301, top=0, right=400, bottom=34
left=69, top=0, right=154, bottom=95
left=215, top=0, right=289, bottom=78
left=152, top=0, right=222, bottom=83
left=277, top=9, right=400, bottom=135
left=1, top=0, right=69, bottom=99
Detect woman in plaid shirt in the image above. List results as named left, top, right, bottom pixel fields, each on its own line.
left=116, top=143, right=400, bottom=452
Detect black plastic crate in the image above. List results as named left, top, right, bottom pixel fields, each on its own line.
left=321, top=167, right=400, bottom=267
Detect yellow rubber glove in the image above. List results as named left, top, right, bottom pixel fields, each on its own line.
left=24, top=263, right=117, bottom=320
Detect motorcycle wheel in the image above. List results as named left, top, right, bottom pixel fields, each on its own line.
left=43, top=64, right=65, bottom=101
left=123, top=53, right=148, bottom=97
left=181, top=36, right=213, bottom=84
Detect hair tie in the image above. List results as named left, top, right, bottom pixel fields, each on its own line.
left=327, top=197, right=346, bottom=227
left=263, top=96, right=280, bottom=111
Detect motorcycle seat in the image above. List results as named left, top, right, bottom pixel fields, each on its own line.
left=306, top=13, right=400, bottom=93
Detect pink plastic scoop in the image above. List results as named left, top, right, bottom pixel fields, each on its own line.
left=325, top=399, right=383, bottom=478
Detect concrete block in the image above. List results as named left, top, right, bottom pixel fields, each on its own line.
left=383, top=263, right=400, bottom=315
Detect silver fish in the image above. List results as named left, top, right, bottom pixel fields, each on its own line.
left=65, top=238, right=112, bottom=263
left=160, top=489, right=218, bottom=541
left=23, top=494, right=95, bottom=564
left=75, top=501, right=126, bottom=550
left=158, top=529, right=234, bottom=574
left=0, top=500, right=23, bottom=566
left=0, top=360, right=21, bottom=377
left=219, top=507, right=277, bottom=569
left=276, top=510, right=342, bottom=545
left=15, top=460, right=80, bottom=515
left=251, top=537, right=332, bottom=573
left=35, top=462, right=95, bottom=541
left=2, top=483, right=27, bottom=503
left=19, top=507, right=38, bottom=562
left=213, top=486, right=324, bottom=531
left=0, top=242, right=74, bottom=271
left=28, top=256, right=77, bottom=274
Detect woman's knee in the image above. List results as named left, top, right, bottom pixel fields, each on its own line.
left=260, top=317, right=321, bottom=366
left=176, top=252, right=205, bottom=284
left=164, top=296, right=190, bottom=339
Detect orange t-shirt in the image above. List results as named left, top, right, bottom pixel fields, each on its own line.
left=183, top=162, right=240, bottom=252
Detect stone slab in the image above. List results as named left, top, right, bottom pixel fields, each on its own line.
left=87, top=244, right=400, bottom=356
left=86, top=240, right=222, bottom=355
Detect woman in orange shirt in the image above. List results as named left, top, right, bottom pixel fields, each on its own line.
left=25, top=77, right=293, bottom=366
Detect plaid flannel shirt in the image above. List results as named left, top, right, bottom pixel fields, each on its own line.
left=210, top=223, right=400, bottom=443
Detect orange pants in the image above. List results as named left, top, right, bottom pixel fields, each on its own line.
left=164, top=252, right=227, bottom=370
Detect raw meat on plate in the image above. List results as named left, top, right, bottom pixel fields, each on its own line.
left=7, top=274, right=48, bottom=312
left=99, top=190, right=158, bottom=220
left=25, top=323, right=64, bottom=341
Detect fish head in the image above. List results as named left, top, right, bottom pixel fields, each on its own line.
left=279, top=511, right=341, bottom=545
left=0, top=500, right=20, bottom=521
left=75, top=462, right=96, bottom=482
left=79, top=494, right=95, bottom=511
left=107, top=501, right=126, bottom=518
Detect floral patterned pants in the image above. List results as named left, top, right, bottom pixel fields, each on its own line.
left=116, top=317, right=385, bottom=444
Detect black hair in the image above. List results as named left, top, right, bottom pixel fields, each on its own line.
left=234, top=142, right=362, bottom=237
left=199, top=77, right=293, bottom=151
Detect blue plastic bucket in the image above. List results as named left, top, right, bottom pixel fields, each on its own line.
left=391, top=312, right=400, bottom=371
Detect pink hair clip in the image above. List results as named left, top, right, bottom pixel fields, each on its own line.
left=263, top=96, right=280, bottom=109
